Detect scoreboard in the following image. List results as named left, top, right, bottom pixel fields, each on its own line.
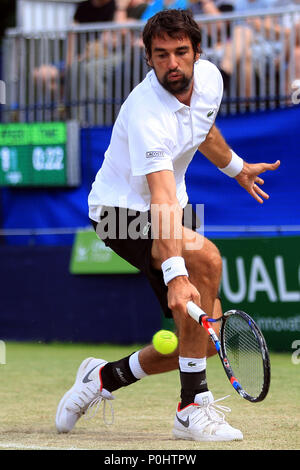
left=0, top=121, right=80, bottom=187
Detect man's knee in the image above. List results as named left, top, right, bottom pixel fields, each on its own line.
left=205, top=244, right=222, bottom=277
left=185, top=241, right=222, bottom=284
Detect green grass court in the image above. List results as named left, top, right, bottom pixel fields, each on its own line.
left=0, top=342, right=299, bottom=451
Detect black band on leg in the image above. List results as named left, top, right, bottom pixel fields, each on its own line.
left=180, top=370, right=208, bottom=408
left=100, top=355, right=139, bottom=392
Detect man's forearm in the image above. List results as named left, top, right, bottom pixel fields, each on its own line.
left=150, top=200, right=184, bottom=263
left=198, top=124, right=232, bottom=168
left=146, top=170, right=188, bottom=284
left=198, top=125, right=244, bottom=177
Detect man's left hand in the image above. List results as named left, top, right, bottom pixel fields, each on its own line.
left=235, top=160, right=280, bottom=203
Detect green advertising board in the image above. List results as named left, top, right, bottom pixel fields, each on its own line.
left=71, top=231, right=300, bottom=351
left=214, top=236, right=300, bottom=352
left=0, top=121, right=80, bottom=187
left=70, top=230, right=139, bottom=274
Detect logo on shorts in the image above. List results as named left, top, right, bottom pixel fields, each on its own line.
left=207, top=109, right=215, bottom=118
left=142, top=221, right=151, bottom=236
left=146, top=151, right=165, bottom=159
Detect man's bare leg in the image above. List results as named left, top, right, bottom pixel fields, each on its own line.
left=99, top=230, right=222, bottom=397
left=139, top=296, right=221, bottom=375
left=140, top=230, right=222, bottom=374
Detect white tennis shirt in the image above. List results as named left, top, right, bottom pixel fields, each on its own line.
left=88, top=59, right=223, bottom=222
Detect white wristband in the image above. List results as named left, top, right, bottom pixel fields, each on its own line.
left=218, top=150, right=244, bottom=177
left=161, top=256, right=189, bottom=286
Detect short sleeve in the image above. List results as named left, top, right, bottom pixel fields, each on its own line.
left=216, top=67, right=224, bottom=111
left=195, top=60, right=224, bottom=114
left=127, top=110, right=175, bottom=177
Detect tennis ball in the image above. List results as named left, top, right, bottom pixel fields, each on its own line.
left=152, top=329, right=178, bottom=355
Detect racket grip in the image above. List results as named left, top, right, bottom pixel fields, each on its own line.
left=186, top=301, right=207, bottom=324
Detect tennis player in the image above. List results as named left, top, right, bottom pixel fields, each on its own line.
left=56, top=9, right=280, bottom=441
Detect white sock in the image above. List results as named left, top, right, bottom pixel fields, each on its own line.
left=179, top=356, right=207, bottom=373
left=129, top=351, right=148, bottom=379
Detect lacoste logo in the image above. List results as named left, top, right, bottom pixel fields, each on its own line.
left=146, top=151, right=165, bottom=159
left=187, top=361, right=197, bottom=367
left=82, top=364, right=101, bottom=383
left=176, top=414, right=190, bottom=428
left=207, top=109, right=215, bottom=117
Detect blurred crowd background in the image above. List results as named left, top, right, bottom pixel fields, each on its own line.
left=1, top=0, right=300, bottom=124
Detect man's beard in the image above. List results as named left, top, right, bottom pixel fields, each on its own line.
left=160, top=70, right=193, bottom=95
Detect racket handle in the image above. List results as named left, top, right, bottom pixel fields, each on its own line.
left=186, top=301, right=207, bottom=324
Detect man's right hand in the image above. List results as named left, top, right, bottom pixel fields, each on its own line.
left=167, top=276, right=201, bottom=319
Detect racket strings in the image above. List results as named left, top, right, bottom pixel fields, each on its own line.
left=223, top=316, right=264, bottom=398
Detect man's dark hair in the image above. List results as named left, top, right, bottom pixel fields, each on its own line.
left=143, top=9, right=202, bottom=59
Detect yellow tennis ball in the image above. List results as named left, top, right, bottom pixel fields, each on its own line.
left=152, top=330, right=178, bottom=355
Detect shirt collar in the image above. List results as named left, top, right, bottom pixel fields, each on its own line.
left=149, top=69, right=186, bottom=113
left=149, top=63, right=202, bottom=112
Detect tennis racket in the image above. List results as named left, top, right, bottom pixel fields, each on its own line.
left=186, top=301, right=271, bottom=403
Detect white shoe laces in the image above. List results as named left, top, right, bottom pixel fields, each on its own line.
left=84, top=395, right=114, bottom=425
left=201, top=395, right=232, bottom=424
left=68, top=381, right=115, bottom=426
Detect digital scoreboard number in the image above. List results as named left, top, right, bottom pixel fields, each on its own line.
left=0, top=121, right=80, bottom=187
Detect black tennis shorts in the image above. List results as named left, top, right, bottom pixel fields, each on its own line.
left=90, top=204, right=200, bottom=318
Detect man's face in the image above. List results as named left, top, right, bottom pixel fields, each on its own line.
left=147, top=33, right=199, bottom=96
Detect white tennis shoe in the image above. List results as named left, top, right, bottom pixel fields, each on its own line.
left=55, top=357, right=114, bottom=433
left=173, top=391, right=243, bottom=441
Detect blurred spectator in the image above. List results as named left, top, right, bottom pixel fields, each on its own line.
left=32, top=64, right=62, bottom=95
left=67, top=0, right=122, bottom=67
left=73, top=0, right=117, bottom=23
left=124, top=0, right=191, bottom=20
left=189, top=0, right=232, bottom=15
left=65, top=0, right=141, bottom=116
left=126, top=0, right=152, bottom=19
left=189, top=0, right=300, bottom=100
left=33, top=0, right=130, bottom=107
left=33, top=0, right=127, bottom=94
left=139, top=0, right=189, bottom=20
left=227, top=0, right=300, bottom=98
left=31, top=0, right=300, bottom=114
left=187, top=1, right=270, bottom=98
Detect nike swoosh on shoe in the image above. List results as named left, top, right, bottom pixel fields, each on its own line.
left=82, top=363, right=103, bottom=383
left=176, top=414, right=190, bottom=428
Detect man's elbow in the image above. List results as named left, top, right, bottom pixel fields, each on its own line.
left=199, top=129, right=215, bottom=150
